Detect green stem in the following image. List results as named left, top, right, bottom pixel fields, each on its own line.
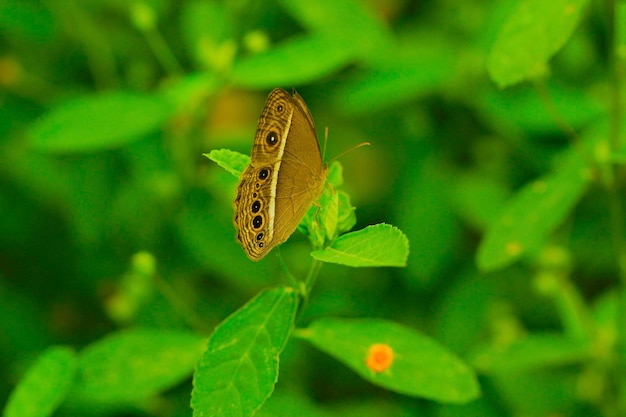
left=275, top=249, right=323, bottom=311
left=302, top=258, right=323, bottom=301
left=275, top=248, right=300, bottom=290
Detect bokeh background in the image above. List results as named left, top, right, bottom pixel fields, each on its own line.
left=1, top=0, right=622, bottom=416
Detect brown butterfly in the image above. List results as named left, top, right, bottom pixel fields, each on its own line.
left=233, top=88, right=328, bottom=261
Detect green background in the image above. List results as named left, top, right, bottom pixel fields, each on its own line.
left=1, top=0, right=623, bottom=416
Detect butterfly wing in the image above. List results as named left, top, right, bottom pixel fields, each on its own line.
left=234, top=89, right=327, bottom=261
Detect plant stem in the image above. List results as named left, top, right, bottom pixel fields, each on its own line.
left=275, top=250, right=323, bottom=311
left=275, top=248, right=300, bottom=290
left=302, top=258, right=323, bottom=302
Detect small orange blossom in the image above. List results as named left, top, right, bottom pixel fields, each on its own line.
left=366, top=343, right=394, bottom=372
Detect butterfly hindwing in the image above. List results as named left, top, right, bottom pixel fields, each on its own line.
left=233, top=89, right=327, bottom=261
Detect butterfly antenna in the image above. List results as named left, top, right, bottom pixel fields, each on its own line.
left=328, top=141, right=371, bottom=165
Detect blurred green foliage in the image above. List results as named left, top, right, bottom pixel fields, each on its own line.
left=2, top=0, right=626, bottom=416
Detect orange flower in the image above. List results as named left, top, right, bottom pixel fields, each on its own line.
left=366, top=343, right=394, bottom=372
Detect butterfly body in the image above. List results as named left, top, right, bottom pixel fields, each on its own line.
left=234, top=88, right=327, bottom=261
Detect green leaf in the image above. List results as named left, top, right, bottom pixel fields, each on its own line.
left=29, top=92, right=178, bottom=153
left=326, top=160, right=344, bottom=188
left=296, top=318, right=480, bottom=404
left=75, top=329, right=206, bottom=403
left=204, top=149, right=250, bottom=177
left=299, top=188, right=356, bottom=248
left=469, top=334, right=590, bottom=374
left=487, top=0, right=590, bottom=88
left=302, top=216, right=325, bottom=250
left=336, top=191, right=357, bottom=235
left=319, top=191, right=339, bottom=241
left=231, top=34, right=354, bottom=89
left=476, top=150, right=590, bottom=272
left=3, top=346, right=77, bottom=417
left=191, top=286, right=298, bottom=417
left=311, top=224, right=409, bottom=267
